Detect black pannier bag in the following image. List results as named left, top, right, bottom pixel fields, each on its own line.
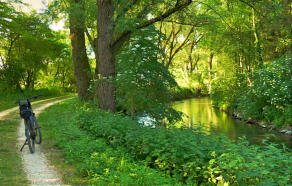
left=19, top=99, right=32, bottom=119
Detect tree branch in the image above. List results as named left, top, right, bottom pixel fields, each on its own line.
left=85, top=27, right=95, bottom=50
left=112, top=0, right=193, bottom=53
left=161, top=20, right=207, bottom=27
left=172, top=26, right=194, bottom=59
left=137, top=0, right=192, bottom=29
left=198, top=1, right=234, bottom=31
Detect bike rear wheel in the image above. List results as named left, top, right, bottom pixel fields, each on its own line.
left=33, top=118, right=42, bottom=144
left=26, top=119, right=35, bottom=153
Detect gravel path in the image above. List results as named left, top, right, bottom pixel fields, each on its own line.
left=0, top=97, right=63, bottom=118
left=16, top=98, right=71, bottom=186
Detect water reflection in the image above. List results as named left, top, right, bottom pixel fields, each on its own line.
left=173, top=97, right=292, bottom=149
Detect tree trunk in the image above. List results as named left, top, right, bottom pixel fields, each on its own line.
left=208, top=53, right=214, bottom=81
left=252, top=7, right=263, bottom=67
left=131, top=96, right=135, bottom=119
left=96, top=0, right=116, bottom=112
left=69, top=0, right=92, bottom=100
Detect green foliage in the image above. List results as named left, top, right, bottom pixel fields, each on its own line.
left=170, top=87, right=203, bottom=101
left=211, top=137, right=292, bottom=185
left=211, top=55, right=292, bottom=127
left=72, top=99, right=292, bottom=185
left=37, top=99, right=178, bottom=185
left=0, top=1, right=73, bottom=91
left=116, top=26, right=181, bottom=124
left=237, top=55, right=292, bottom=126
left=211, top=73, right=247, bottom=110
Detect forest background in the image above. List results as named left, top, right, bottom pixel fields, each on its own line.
left=1, top=0, right=291, bottom=127
left=0, top=0, right=292, bottom=185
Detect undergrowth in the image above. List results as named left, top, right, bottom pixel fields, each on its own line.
left=37, top=98, right=178, bottom=185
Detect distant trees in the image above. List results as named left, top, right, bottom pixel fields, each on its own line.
left=0, top=1, right=71, bottom=91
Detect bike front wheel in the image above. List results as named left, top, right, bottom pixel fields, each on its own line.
left=33, top=118, right=42, bottom=144
left=26, top=119, right=35, bottom=153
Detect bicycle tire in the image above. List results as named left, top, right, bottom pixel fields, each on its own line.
left=33, top=118, right=42, bottom=144
left=27, top=119, right=35, bottom=153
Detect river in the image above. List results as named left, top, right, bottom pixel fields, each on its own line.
left=173, top=97, right=292, bottom=149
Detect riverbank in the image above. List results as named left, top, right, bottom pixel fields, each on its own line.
left=37, top=98, right=292, bottom=185
left=212, top=102, right=292, bottom=136
left=170, top=87, right=207, bottom=101
left=230, top=111, right=292, bottom=136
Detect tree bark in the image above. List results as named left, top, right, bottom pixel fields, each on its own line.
left=69, top=0, right=92, bottom=100
left=96, top=0, right=116, bottom=112
left=208, top=53, right=214, bottom=81
left=252, top=7, right=263, bottom=67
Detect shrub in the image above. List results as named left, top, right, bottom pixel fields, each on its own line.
left=236, top=54, right=292, bottom=126
left=211, top=54, right=292, bottom=127
left=116, top=26, right=180, bottom=124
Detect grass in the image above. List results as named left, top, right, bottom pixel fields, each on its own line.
left=0, top=97, right=71, bottom=186
left=38, top=100, right=88, bottom=185
left=0, top=117, right=27, bottom=186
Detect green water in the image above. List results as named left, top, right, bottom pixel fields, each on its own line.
left=173, top=97, right=292, bottom=149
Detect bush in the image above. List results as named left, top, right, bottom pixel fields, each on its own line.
left=210, top=73, right=247, bottom=111
left=211, top=54, right=292, bottom=127
left=237, top=55, right=292, bottom=126
left=115, top=26, right=181, bottom=124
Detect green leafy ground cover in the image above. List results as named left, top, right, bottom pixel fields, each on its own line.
left=37, top=98, right=178, bottom=185
left=38, top=99, right=292, bottom=185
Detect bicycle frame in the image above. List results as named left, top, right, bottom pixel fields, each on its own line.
left=17, top=95, right=42, bottom=153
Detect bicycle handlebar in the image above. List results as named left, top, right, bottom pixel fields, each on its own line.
left=14, top=94, right=43, bottom=104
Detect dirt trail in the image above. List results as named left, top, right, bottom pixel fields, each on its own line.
left=0, top=97, right=63, bottom=119
left=16, top=98, right=71, bottom=186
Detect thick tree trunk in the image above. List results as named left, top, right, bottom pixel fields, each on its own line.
left=69, top=0, right=92, bottom=100
left=96, top=0, right=116, bottom=112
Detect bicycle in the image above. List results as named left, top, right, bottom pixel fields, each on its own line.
left=15, top=95, right=42, bottom=153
